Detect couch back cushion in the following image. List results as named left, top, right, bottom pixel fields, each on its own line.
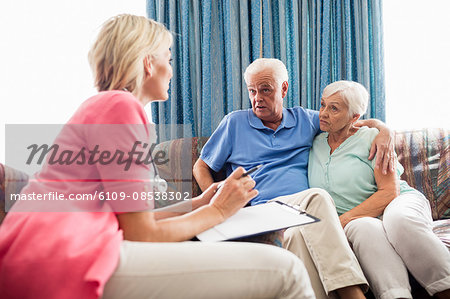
left=0, top=164, right=5, bottom=224
left=2, top=128, right=448, bottom=222
left=156, top=130, right=450, bottom=220
left=153, top=137, right=226, bottom=203
left=394, top=128, right=449, bottom=220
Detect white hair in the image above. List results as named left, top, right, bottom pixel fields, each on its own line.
left=322, top=80, right=369, bottom=118
left=244, top=58, right=289, bottom=87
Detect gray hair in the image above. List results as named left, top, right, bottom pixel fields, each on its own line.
left=322, top=80, right=369, bottom=117
left=244, top=58, right=289, bottom=87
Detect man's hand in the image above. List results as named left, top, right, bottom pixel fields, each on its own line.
left=355, top=119, right=395, bottom=174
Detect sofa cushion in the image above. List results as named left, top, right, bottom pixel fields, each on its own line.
left=0, top=164, right=5, bottom=224
left=433, top=219, right=450, bottom=249
left=154, top=137, right=225, bottom=200
left=394, top=129, right=449, bottom=220
left=0, top=164, right=29, bottom=225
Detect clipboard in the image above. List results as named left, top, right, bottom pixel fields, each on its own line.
left=196, top=200, right=320, bottom=242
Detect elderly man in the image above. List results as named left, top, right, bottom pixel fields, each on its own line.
left=194, top=58, right=394, bottom=299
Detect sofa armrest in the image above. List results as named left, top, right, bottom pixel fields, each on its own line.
left=0, top=163, right=29, bottom=225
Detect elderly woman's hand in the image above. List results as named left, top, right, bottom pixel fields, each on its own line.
left=339, top=214, right=351, bottom=229
left=209, top=167, right=258, bottom=221
left=355, top=119, right=395, bottom=174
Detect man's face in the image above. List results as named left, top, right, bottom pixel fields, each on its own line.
left=246, top=69, right=287, bottom=127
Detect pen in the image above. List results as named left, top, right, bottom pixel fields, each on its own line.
left=241, top=164, right=263, bottom=177
left=216, top=164, right=263, bottom=191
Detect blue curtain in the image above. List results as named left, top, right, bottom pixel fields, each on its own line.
left=147, top=0, right=385, bottom=141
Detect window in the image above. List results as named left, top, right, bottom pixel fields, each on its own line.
left=0, top=0, right=146, bottom=163
left=383, top=0, right=450, bottom=130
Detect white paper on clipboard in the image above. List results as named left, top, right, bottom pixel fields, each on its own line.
left=196, top=200, right=320, bottom=242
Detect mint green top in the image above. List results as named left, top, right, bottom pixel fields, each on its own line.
left=308, top=126, right=416, bottom=215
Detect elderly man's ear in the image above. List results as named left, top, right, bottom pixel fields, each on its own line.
left=281, top=81, right=289, bottom=98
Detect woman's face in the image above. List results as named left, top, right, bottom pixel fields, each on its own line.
left=145, top=45, right=173, bottom=101
left=319, top=92, right=353, bottom=133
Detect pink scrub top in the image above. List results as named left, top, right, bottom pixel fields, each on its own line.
left=0, top=91, right=153, bottom=299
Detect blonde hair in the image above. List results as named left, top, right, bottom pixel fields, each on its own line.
left=322, top=80, right=369, bottom=118
left=88, top=14, right=172, bottom=92
left=244, top=58, right=289, bottom=87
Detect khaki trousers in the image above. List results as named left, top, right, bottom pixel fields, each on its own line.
left=273, top=188, right=368, bottom=299
left=103, top=240, right=314, bottom=299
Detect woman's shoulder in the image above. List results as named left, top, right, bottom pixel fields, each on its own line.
left=314, top=131, right=328, bottom=140
left=355, top=126, right=379, bottom=142
left=70, top=91, right=147, bottom=124
left=85, top=90, right=142, bottom=111
left=312, top=131, right=328, bottom=147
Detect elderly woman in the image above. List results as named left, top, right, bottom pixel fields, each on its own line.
left=0, top=15, right=314, bottom=299
left=308, top=80, right=450, bottom=299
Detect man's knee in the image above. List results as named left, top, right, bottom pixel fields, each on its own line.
left=284, top=226, right=299, bottom=243
left=308, top=187, right=332, bottom=199
left=304, top=188, right=336, bottom=209
left=275, top=188, right=334, bottom=207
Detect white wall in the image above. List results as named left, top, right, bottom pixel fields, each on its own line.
left=0, top=0, right=146, bottom=163
left=384, top=0, right=450, bottom=130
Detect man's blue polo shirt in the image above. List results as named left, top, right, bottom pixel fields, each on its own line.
left=200, top=107, right=320, bottom=205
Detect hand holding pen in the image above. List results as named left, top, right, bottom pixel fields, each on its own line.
left=216, top=164, right=263, bottom=191
left=209, top=166, right=260, bottom=220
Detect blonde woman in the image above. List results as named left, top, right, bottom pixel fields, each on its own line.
left=0, top=15, right=314, bottom=299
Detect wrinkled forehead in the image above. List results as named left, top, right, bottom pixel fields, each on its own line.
left=246, top=69, right=277, bottom=88
left=321, top=92, right=347, bottom=106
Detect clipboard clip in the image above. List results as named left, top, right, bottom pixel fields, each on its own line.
left=274, top=200, right=307, bottom=214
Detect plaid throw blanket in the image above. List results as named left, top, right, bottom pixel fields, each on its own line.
left=395, top=128, right=449, bottom=220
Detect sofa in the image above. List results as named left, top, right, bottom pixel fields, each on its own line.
left=155, top=128, right=449, bottom=218
left=0, top=128, right=449, bottom=297
left=1, top=127, right=449, bottom=237
left=154, top=127, right=450, bottom=298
